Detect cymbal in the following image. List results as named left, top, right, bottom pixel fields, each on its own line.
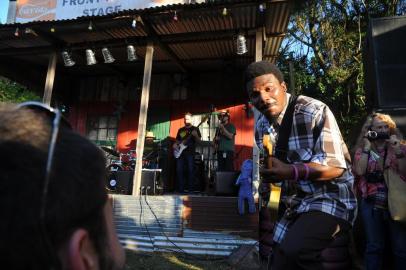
left=101, top=146, right=119, bottom=157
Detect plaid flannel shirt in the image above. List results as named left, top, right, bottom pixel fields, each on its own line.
left=255, top=94, right=357, bottom=244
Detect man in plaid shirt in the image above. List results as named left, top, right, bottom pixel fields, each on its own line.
left=245, top=61, right=357, bottom=269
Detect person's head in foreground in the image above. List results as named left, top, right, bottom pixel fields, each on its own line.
left=0, top=102, right=125, bottom=270
left=245, top=61, right=288, bottom=120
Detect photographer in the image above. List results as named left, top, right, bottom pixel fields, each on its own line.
left=353, top=113, right=406, bottom=270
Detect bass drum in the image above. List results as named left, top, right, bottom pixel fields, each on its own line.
left=106, top=164, right=123, bottom=172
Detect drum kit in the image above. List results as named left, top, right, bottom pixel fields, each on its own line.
left=101, top=146, right=141, bottom=171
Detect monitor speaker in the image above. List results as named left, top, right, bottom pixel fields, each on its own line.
left=215, top=171, right=239, bottom=196
left=364, top=16, right=406, bottom=109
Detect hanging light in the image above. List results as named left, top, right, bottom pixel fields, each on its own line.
left=127, top=45, right=137, bottom=61
left=50, top=27, right=55, bottom=33
left=102, top=47, right=115, bottom=63
left=222, top=7, right=228, bottom=16
left=14, top=27, right=19, bottom=37
left=131, top=18, right=137, bottom=29
left=88, top=21, right=93, bottom=31
left=259, top=4, right=266, bottom=13
left=61, top=50, right=75, bottom=67
left=236, top=34, right=248, bottom=55
left=85, top=49, right=97, bottom=65
left=173, top=11, right=178, bottom=21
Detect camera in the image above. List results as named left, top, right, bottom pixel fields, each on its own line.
left=366, top=131, right=390, bottom=141
left=365, top=171, right=385, bottom=183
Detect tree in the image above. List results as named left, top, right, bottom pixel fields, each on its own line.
left=0, top=77, right=40, bottom=102
left=278, top=0, right=402, bottom=143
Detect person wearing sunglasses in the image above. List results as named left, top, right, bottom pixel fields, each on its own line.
left=0, top=102, right=125, bottom=270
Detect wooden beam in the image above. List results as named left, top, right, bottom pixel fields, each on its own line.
left=253, top=28, right=263, bottom=185
left=42, top=51, right=57, bottom=105
left=132, top=41, right=154, bottom=196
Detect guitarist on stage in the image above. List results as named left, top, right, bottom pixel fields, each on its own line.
left=214, top=110, right=236, bottom=171
left=173, top=112, right=201, bottom=193
left=245, top=61, right=357, bottom=269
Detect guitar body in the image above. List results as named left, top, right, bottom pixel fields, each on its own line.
left=174, top=143, right=188, bottom=159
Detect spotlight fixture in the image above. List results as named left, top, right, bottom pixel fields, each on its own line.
left=50, top=27, right=55, bottom=32
left=173, top=11, right=178, bottom=21
left=85, top=49, right=97, bottom=65
left=127, top=45, right=137, bottom=61
left=236, top=34, right=248, bottom=55
left=259, top=4, right=266, bottom=12
left=131, top=19, right=137, bottom=29
left=88, top=21, right=93, bottom=31
left=222, top=7, right=228, bottom=16
left=102, top=47, right=115, bottom=63
left=61, top=50, right=75, bottom=67
left=14, top=27, right=19, bottom=37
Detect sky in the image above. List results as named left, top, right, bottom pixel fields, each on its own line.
left=0, top=1, right=8, bottom=24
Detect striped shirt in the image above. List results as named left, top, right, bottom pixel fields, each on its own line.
left=255, top=94, right=357, bottom=244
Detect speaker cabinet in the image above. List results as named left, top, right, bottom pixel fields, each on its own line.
left=215, top=171, right=239, bottom=196
left=106, top=169, right=162, bottom=195
left=106, top=171, right=133, bottom=195
left=364, top=16, right=406, bottom=109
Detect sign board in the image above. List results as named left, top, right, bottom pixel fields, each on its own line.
left=15, top=0, right=199, bottom=23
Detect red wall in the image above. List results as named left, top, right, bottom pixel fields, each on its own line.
left=69, top=100, right=254, bottom=170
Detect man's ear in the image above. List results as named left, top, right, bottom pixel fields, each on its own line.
left=281, top=81, right=287, bottom=92
left=63, top=229, right=99, bottom=270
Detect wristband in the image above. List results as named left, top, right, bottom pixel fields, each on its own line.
left=303, top=163, right=310, bottom=180
left=292, top=164, right=299, bottom=181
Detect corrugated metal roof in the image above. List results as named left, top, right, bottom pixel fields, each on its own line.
left=0, top=0, right=291, bottom=78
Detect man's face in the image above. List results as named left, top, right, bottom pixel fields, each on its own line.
left=184, top=115, right=192, bottom=125
left=103, top=197, right=126, bottom=270
left=247, top=73, right=287, bottom=119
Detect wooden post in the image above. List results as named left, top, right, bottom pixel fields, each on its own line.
left=42, top=51, right=57, bottom=105
left=252, top=28, right=263, bottom=186
left=132, top=42, right=154, bottom=196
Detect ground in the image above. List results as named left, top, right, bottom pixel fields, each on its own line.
left=124, top=250, right=232, bottom=270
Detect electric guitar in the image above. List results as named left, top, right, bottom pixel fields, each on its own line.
left=260, top=134, right=282, bottom=221
left=173, top=115, right=208, bottom=159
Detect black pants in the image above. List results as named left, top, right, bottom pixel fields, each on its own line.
left=269, top=211, right=350, bottom=270
left=217, top=151, right=234, bottom=171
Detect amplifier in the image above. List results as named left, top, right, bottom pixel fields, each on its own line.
left=215, top=171, right=239, bottom=196
left=106, top=169, right=162, bottom=195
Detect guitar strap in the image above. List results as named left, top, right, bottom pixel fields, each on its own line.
left=268, top=95, right=298, bottom=219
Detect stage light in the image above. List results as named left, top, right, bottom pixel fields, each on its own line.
left=236, top=34, right=248, bottom=55
left=102, top=47, right=115, bottom=63
left=85, top=49, right=97, bottom=65
left=88, top=21, right=93, bottom=31
left=61, top=50, right=75, bottom=67
left=132, top=19, right=137, bottom=29
left=127, top=45, right=137, bottom=61
left=222, top=8, right=228, bottom=16
left=14, top=27, right=19, bottom=37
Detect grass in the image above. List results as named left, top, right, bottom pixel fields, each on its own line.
left=124, top=250, right=232, bottom=270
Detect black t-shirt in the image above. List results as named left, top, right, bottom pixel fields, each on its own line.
left=176, top=126, right=201, bottom=155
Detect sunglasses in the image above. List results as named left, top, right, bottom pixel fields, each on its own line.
left=17, top=101, right=71, bottom=268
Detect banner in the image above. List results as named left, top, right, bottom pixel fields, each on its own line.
left=16, top=0, right=194, bottom=23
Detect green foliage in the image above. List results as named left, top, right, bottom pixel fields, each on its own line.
left=0, top=78, right=40, bottom=103
left=278, top=0, right=402, bottom=145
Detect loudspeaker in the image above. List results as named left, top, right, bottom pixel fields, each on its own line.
left=215, top=171, right=239, bottom=196
left=106, top=169, right=161, bottom=195
left=106, top=171, right=133, bottom=195
left=364, top=16, right=406, bottom=109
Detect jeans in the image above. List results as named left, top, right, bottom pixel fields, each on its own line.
left=360, top=199, right=406, bottom=270
left=176, top=153, right=195, bottom=192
